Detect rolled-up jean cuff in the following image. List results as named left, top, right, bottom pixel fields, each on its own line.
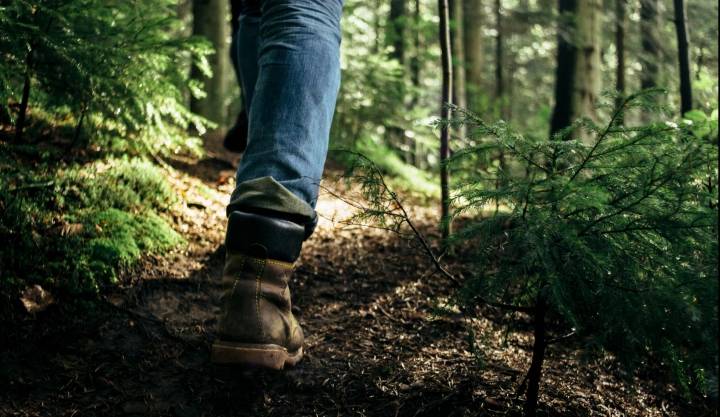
left=227, top=176, right=318, bottom=239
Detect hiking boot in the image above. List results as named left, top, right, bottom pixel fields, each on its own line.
left=211, top=211, right=305, bottom=369
left=223, top=110, right=248, bottom=154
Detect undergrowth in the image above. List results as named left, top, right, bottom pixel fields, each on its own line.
left=0, top=155, right=184, bottom=303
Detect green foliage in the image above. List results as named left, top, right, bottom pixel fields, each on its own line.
left=331, top=0, right=441, bottom=188
left=61, top=158, right=177, bottom=213
left=0, top=0, right=211, bottom=155
left=0, top=157, right=184, bottom=296
left=334, top=138, right=439, bottom=197
left=450, top=90, right=718, bottom=398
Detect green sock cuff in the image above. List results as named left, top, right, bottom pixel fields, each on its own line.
left=227, top=176, right=315, bottom=223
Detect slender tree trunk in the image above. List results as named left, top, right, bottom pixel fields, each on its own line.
left=463, top=0, right=483, bottom=113
left=439, top=0, right=453, bottom=241
left=549, top=0, right=602, bottom=139
left=523, top=295, right=548, bottom=417
left=672, top=0, right=693, bottom=115
left=411, top=0, right=422, bottom=97
left=615, top=0, right=626, bottom=119
left=388, top=0, right=410, bottom=162
left=494, top=0, right=504, bottom=115
left=450, top=0, right=467, bottom=142
left=448, top=0, right=467, bottom=108
left=15, top=49, right=33, bottom=142
left=191, top=0, right=229, bottom=126
left=493, top=0, right=506, bottom=211
left=450, top=0, right=467, bottom=112
left=411, top=0, right=424, bottom=168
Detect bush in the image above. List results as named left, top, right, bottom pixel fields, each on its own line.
left=450, top=91, right=718, bottom=400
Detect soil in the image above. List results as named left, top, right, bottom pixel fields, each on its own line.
left=0, top=134, right=714, bottom=417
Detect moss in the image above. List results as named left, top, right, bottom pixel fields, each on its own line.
left=0, top=157, right=185, bottom=297
left=62, top=158, right=177, bottom=213
left=84, top=209, right=183, bottom=271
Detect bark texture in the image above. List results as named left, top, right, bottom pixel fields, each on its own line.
left=463, top=0, right=483, bottom=113
left=673, top=0, right=693, bottom=114
left=439, top=0, right=453, bottom=240
left=549, top=0, right=602, bottom=138
left=639, top=0, right=661, bottom=90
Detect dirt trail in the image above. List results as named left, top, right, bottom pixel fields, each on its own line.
left=1, top=137, right=699, bottom=417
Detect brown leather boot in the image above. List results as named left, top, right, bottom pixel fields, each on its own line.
left=211, top=211, right=305, bottom=369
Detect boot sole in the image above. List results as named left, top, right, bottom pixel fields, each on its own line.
left=211, top=341, right=303, bottom=370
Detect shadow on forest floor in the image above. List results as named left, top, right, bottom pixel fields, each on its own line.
left=0, top=134, right=707, bottom=417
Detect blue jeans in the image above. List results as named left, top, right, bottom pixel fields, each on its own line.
left=227, top=0, right=343, bottom=236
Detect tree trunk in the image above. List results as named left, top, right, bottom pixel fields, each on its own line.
left=639, top=0, right=661, bottom=91
left=523, top=295, right=548, bottom=417
left=411, top=0, right=421, bottom=96
left=672, top=0, right=693, bottom=115
left=494, top=0, right=505, bottom=116
left=549, top=0, right=602, bottom=139
left=549, top=0, right=577, bottom=136
left=388, top=0, right=410, bottom=162
left=450, top=0, right=467, bottom=142
left=388, top=0, right=407, bottom=64
left=411, top=0, right=424, bottom=168
left=191, top=0, right=229, bottom=126
left=450, top=0, right=467, bottom=112
left=439, top=0, right=453, bottom=241
left=615, top=0, right=626, bottom=117
left=493, top=0, right=506, bottom=210
left=463, top=0, right=483, bottom=114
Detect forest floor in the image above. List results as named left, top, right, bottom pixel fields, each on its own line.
left=1, top=135, right=710, bottom=417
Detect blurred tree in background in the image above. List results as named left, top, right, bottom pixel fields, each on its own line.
left=0, top=0, right=212, bottom=152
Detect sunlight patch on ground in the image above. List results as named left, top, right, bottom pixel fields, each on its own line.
left=314, top=190, right=359, bottom=231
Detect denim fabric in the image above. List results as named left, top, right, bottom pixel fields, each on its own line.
left=227, top=0, right=343, bottom=235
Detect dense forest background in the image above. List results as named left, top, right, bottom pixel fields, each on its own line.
left=0, top=0, right=718, bottom=416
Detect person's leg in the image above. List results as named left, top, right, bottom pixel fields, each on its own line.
left=223, top=0, right=261, bottom=153
left=213, top=0, right=343, bottom=369
left=233, top=0, right=262, bottom=110
left=227, top=0, right=343, bottom=236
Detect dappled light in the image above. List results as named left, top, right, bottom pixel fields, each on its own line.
left=1, top=0, right=717, bottom=416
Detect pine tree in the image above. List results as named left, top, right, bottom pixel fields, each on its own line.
left=451, top=91, right=718, bottom=414
left=0, top=0, right=212, bottom=152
